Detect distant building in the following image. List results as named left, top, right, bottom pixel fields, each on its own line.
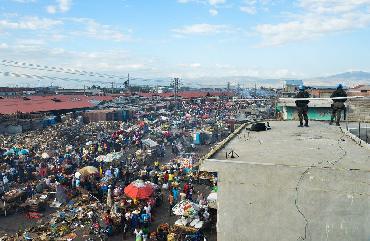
left=281, top=80, right=303, bottom=97
left=348, top=85, right=370, bottom=97
left=283, top=80, right=303, bottom=92
left=308, top=86, right=341, bottom=98
left=0, top=87, right=36, bottom=96
left=276, top=98, right=333, bottom=121
left=55, top=88, right=104, bottom=96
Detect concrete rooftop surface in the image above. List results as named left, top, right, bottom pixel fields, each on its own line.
left=201, top=121, right=370, bottom=241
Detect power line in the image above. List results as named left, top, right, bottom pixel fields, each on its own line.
left=1, top=59, right=127, bottom=80
left=0, top=70, right=175, bottom=87
left=0, top=70, right=118, bottom=85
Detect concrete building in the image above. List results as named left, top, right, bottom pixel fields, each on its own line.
left=347, top=98, right=370, bottom=122
left=276, top=98, right=333, bottom=121
left=284, top=80, right=303, bottom=92
left=348, top=85, right=370, bottom=97
left=308, top=86, right=339, bottom=98
left=276, top=97, right=370, bottom=121
left=0, top=87, right=36, bottom=96
left=201, top=121, right=370, bottom=241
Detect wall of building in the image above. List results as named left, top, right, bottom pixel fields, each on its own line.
left=309, top=89, right=335, bottom=98
left=0, top=118, right=47, bottom=135
left=347, top=99, right=370, bottom=122
left=279, top=106, right=332, bottom=121
left=277, top=98, right=370, bottom=122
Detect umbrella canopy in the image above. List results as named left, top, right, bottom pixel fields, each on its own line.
left=74, top=172, right=82, bottom=179
left=142, top=139, right=158, bottom=148
left=18, top=149, right=29, bottom=155
left=172, top=200, right=200, bottom=217
left=3, top=149, right=15, bottom=156
left=124, top=180, right=154, bottom=200
left=41, top=152, right=50, bottom=159
left=96, top=155, right=106, bottom=162
left=79, top=166, right=99, bottom=176
left=97, top=152, right=123, bottom=163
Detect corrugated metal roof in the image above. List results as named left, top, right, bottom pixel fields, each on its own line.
left=0, top=95, right=113, bottom=114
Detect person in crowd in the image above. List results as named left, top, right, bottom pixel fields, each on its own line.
left=168, top=192, right=174, bottom=216
left=134, top=228, right=143, bottom=241
left=102, top=210, right=113, bottom=236
left=172, top=186, right=179, bottom=203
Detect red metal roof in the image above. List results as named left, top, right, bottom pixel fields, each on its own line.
left=0, top=95, right=113, bottom=114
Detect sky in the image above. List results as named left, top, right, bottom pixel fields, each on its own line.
left=0, top=0, right=370, bottom=87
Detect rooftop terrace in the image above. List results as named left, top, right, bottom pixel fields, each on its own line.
left=201, top=121, right=370, bottom=241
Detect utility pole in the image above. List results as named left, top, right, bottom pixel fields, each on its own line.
left=127, top=73, right=130, bottom=88
left=123, top=73, right=130, bottom=92
left=254, top=83, right=257, bottom=97
left=173, top=77, right=180, bottom=111
left=111, top=82, right=114, bottom=94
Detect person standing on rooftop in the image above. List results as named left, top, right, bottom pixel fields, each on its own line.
left=295, top=85, right=310, bottom=127
left=330, top=84, right=347, bottom=126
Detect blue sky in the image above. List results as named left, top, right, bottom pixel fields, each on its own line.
left=1, top=0, right=370, bottom=87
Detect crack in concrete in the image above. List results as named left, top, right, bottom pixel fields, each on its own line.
left=294, top=133, right=348, bottom=241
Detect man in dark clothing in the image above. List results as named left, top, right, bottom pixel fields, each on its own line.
left=330, top=84, right=347, bottom=126
left=295, top=85, right=310, bottom=127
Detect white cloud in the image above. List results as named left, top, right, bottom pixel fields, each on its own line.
left=0, top=16, right=62, bottom=30
left=0, top=45, right=157, bottom=88
left=179, top=63, right=201, bottom=68
left=58, top=0, right=72, bottom=12
left=47, top=0, right=72, bottom=14
left=209, top=9, right=218, bottom=16
left=69, top=18, right=129, bottom=42
left=299, top=0, right=370, bottom=14
left=240, top=6, right=256, bottom=14
left=255, top=0, right=370, bottom=46
left=208, top=0, right=225, bottom=5
left=172, top=23, right=232, bottom=35
left=15, top=39, right=45, bottom=46
left=0, top=15, right=130, bottom=43
left=46, top=5, right=57, bottom=14
left=0, top=43, right=9, bottom=49
left=240, top=0, right=258, bottom=14
left=177, top=0, right=226, bottom=5
left=11, top=0, right=36, bottom=3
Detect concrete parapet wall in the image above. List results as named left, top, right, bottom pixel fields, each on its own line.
left=347, top=99, right=370, bottom=122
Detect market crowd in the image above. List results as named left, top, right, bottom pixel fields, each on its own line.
left=0, top=97, right=245, bottom=241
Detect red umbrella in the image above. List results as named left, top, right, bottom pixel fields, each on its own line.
left=124, top=180, right=154, bottom=200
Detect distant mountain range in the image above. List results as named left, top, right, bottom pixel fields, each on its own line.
left=182, top=71, right=370, bottom=88
left=2, top=71, right=370, bottom=89
left=306, top=71, right=370, bottom=87
left=326, top=71, right=370, bottom=80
